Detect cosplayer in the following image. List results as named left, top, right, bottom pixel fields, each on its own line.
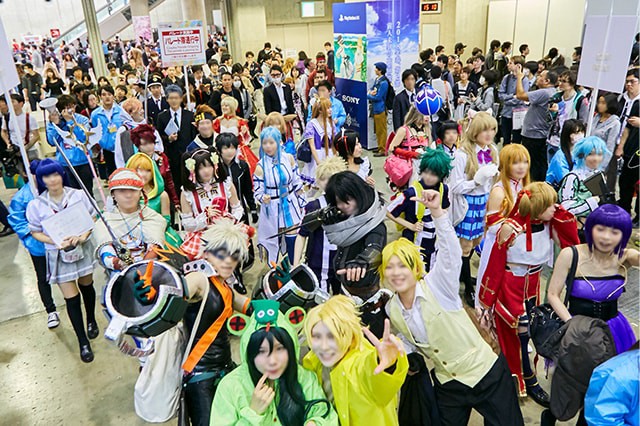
left=212, top=96, right=258, bottom=175
left=383, top=189, right=524, bottom=426
left=479, top=182, right=579, bottom=405
left=303, top=295, right=408, bottom=426
left=476, top=144, right=530, bottom=304
left=334, top=129, right=374, bottom=186
left=8, top=160, right=59, bottom=329
left=26, top=159, right=98, bottom=362
left=386, top=106, right=432, bottom=191
left=548, top=204, right=638, bottom=357
left=114, top=98, right=164, bottom=169
left=435, top=120, right=459, bottom=158
left=447, top=111, right=499, bottom=306
left=558, top=136, right=612, bottom=230
left=94, top=168, right=166, bottom=273
left=187, top=105, right=217, bottom=152
left=125, top=153, right=182, bottom=247
left=212, top=300, right=337, bottom=425
left=300, top=98, right=335, bottom=186
left=387, top=148, right=452, bottom=272
left=260, top=112, right=296, bottom=156
left=216, top=132, right=257, bottom=225
left=130, top=124, right=180, bottom=207
left=180, top=149, right=244, bottom=234
left=545, top=119, right=586, bottom=188
left=293, top=156, right=347, bottom=295
left=542, top=205, right=639, bottom=426
left=254, top=126, right=306, bottom=264
left=324, top=171, right=387, bottom=337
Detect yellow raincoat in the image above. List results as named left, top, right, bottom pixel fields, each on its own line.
left=303, top=340, right=408, bottom=426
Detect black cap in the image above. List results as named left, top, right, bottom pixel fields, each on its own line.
left=455, top=42, right=467, bottom=51
left=148, top=73, right=163, bottom=87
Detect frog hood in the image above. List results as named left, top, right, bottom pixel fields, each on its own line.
left=228, top=300, right=306, bottom=364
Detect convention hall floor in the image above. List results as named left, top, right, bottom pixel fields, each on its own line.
left=0, top=153, right=637, bottom=425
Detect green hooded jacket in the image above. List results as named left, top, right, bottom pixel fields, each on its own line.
left=210, top=300, right=338, bottom=425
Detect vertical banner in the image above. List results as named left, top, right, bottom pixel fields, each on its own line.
left=158, top=21, right=206, bottom=67
left=334, top=1, right=419, bottom=149
left=333, top=3, right=369, bottom=146
left=132, top=16, right=153, bottom=43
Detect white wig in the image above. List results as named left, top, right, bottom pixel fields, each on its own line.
left=202, top=218, right=249, bottom=261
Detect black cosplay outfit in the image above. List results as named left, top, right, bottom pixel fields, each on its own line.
left=182, top=275, right=236, bottom=426
left=324, top=192, right=388, bottom=337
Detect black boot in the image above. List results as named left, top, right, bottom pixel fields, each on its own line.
left=540, top=409, right=556, bottom=426
left=460, top=254, right=476, bottom=306
left=80, top=343, right=94, bottom=363
left=525, top=375, right=550, bottom=407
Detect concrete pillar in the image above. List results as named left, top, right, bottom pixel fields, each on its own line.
left=224, top=0, right=267, bottom=61
left=80, top=0, right=108, bottom=78
left=130, top=0, right=150, bottom=16
left=181, top=0, right=209, bottom=40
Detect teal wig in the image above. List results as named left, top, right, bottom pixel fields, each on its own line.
left=572, top=136, right=609, bottom=170
left=419, top=147, right=453, bottom=180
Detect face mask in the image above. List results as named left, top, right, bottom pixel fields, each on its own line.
left=479, top=76, right=486, bottom=86
left=272, top=77, right=281, bottom=84
left=233, top=80, right=242, bottom=88
left=127, top=78, right=137, bottom=85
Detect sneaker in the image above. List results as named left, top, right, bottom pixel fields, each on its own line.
left=47, top=312, right=60, bottom=329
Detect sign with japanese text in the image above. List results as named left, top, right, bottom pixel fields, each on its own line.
left=158, top=21, right=206, bottom=67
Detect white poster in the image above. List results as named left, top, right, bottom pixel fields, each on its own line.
left=0, top=19, right=20, bottom=91
left=158, top=21, right=206, bottom=67
left=41, top=202, right=95, bottom=247
left=577, top=14, right=639, bottom=93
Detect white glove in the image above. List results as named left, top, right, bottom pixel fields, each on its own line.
left=474, top=163, right=499, bottom=186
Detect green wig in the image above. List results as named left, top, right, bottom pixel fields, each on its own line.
left=419, top=147, right=453, bottom=180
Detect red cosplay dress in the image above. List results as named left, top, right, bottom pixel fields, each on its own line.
left=479, top=196, right=579, bottom=395
left=213, top=116, right=258, bottom=176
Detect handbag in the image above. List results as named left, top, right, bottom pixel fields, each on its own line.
left=296, top=139, right=311, bottom=163
left=528, top=246, right=578, bottom=359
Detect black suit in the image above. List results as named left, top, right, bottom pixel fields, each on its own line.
left=392, top=89, right=414, bottom=131
left=155, top=108, right=197, bottom=192
left=146, top=96, right=169, bottom=126
left=208, top=87, right=244, bottom=117
left=263, top=83, right=295, bottom=115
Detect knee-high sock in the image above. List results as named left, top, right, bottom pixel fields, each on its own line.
left=460, top=254, right=474, bottom=293
left=285, top=235, right=296, bottom=264
left=520, top=331, right=536, bottom=384
left=78, top=282, right=97, bottom=324
left=65, top=295, right=89, bottom=347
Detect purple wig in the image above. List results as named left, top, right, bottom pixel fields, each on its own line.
left=584, top=204, right=632, bottom=257
left=35, top=158, right=69, bottom=194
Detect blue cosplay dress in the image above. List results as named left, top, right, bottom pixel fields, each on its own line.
left=254, top=150, right=306, bottom=263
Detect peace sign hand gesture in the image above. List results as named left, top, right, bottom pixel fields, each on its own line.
left=362, top=319, right=405, bottom=375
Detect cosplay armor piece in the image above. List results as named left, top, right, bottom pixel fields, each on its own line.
left=252, top=259, right=325, bottom=313
left=104, top=260, right=188, bottom=344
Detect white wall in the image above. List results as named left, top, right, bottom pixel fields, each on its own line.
left=0, top=0, right=109, bottom=41
left=487, top=0, right=585, bottom=60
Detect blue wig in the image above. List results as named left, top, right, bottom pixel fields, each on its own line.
left=584, top=204, right=632, bottom=258
left=258, top=126, right=294, bottom=226
left=35, top=158, right=68, bottom=194
left=259, top=126, right=283, bottom=158
left=572, top=136, right=609, bottom=170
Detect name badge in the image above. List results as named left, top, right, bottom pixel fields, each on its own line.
left=108, top=124, right=117, bottom=133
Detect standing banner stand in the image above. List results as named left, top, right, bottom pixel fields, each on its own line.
left=0, top=18, right=37, bottom=195
left=578, top=0, right=640, bottom=135
left=158, top=21, right=206, bottom=112
left=333, top=1, right=419, bottom=149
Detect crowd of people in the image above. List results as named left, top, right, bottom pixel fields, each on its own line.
left=1, top=30, right=639, bottom=426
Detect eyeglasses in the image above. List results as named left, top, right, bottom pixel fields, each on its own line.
left=270, top=73, right=282, bottom=78
left=626, top=79, right=639, bottom=85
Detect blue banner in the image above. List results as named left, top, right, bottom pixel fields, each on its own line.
left=333, top=3, right=367, bottom=35
left=335, top=79, right=368, bottom=142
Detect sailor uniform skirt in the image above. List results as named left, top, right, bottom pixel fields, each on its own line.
left=46, top=238, right=97, bottom=284
left=454, top=193, right=489, bottom=241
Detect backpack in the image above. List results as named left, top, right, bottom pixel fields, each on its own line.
left=382, top=76, right=395, bottom=111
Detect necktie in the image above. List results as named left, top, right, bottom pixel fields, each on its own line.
left=477, top=149, right=492, bottom=164
left=174, top=112, right=180, bottom=128
left=410, top=92, right=415, bottom=103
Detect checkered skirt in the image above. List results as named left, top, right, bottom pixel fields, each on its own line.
left=454, top=193, right=489, bottom=240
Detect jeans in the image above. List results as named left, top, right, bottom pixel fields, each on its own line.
left=31, top=254, right=56, bottom=313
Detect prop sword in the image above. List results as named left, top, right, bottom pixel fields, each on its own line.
left=39, top=98, right=132, bottom=264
